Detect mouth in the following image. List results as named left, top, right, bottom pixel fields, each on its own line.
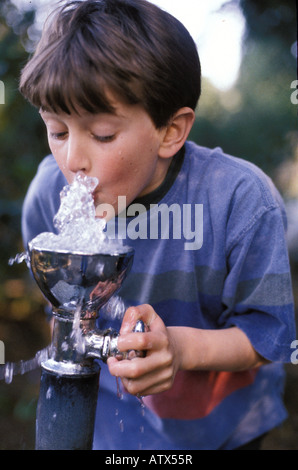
left=92, top=185, right=101, bottom=202
left=92, top=191, right=98, bottom=203
left=92, top=192, right=104, bottom=218
left=92, top=189, right=110, bottom=219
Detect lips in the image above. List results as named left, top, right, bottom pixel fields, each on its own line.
left=91, top=189, right=102, bottom=215
left=92, top=187, right=101, bottom=204
left=92, top=190, right=109, bottom=219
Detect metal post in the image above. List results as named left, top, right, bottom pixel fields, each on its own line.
left=36, top=366, right=100, bottom=450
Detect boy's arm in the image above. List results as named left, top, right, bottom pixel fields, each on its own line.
left=108, top=188, right=295, bottom=397
left=169, top=324, right=268, bottom=372
left=107, top=304, right=268, bottom=397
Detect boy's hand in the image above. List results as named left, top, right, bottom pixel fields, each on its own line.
left=107, top=305, right=269, bottom=397
left=107, top=304, right=181, bottom=396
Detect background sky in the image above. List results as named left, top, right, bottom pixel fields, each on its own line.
left=11, top=0, right=246, bottom=90
left=150, top=0, right=246, bottom=90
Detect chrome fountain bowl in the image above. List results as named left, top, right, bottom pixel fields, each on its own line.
left=28, top=242, right=134, bottom=319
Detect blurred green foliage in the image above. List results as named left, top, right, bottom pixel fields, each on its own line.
left=190, top=0, right=297, bottom=178
left=0, top=0, right=49, bottom=282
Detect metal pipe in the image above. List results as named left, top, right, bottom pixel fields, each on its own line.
left=36, top=367, right=100, bottom=450
left=35, top=320, right=145, bottom=450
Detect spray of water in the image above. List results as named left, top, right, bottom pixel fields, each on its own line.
left=102, top=295, right=126, bottom=321
left=30, top=171, right=121, bottom=254
left=8, top=252, right=29, bottom=267
left=0, top=347, right=51, bottom=384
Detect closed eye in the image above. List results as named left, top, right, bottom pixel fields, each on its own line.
left=92, top=134, right=116, bottom=143
left=49, top=131, right=68, bottom=140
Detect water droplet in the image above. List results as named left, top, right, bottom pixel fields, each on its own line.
left=116, top=377, right=123, bottom=400
left=8, top=252, right=29, bottom=267
left=137, top=395, right=145, bottom=415
left=4, top=363, right=13, bottom=384
left=119, top=419, right=124, bottom=432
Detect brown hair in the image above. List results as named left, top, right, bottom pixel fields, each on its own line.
left=20, top=0, right=201, bottom=128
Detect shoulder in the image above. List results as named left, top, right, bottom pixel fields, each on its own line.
left=22, top=155, right=66, bottom=244
left=183, top=141, right=288, bottom=250
left=24, top=154, right=66, bottom=212
left=32, top=154, right=66, bottom=189
left=184, top=141, right=285, bottom=215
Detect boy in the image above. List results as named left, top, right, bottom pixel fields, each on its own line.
left=20, top=0, right=295, bottom=450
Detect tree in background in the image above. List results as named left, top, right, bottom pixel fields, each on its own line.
left=0, top=0, right=48, bottom=278
left=191, top=0, right=297, bottom=178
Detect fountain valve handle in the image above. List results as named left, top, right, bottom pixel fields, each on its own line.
left=85, top=319, right=147, bottom=362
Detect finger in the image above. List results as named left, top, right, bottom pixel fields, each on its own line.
left=117, top=331, right=153, bottom=353
left=108, top=344, right=173, bottom=381
left=108, top=355, right=148, bottom=378
left=121, top=366, right=174, bottom=396
left=120, top=304, right=157, bottom=334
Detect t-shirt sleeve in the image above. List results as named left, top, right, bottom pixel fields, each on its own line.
left=21, top=155, right=66, bottom=248
left=220, top=203, right=296, bottom=363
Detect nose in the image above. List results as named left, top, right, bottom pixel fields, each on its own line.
left=66, top=135, right=91, bottom=174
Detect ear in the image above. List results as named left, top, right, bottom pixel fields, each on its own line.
left=158, top=107, right=195, bottom=159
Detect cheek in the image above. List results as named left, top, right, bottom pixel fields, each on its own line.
left=99, top=147, right=136, bottom=181
left=48, top=141, right=64, bottom=167
left=48, top=136, right=61, bottom=155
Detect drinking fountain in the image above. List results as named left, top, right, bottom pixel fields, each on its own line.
left=28, top=241, right=143, bottom=450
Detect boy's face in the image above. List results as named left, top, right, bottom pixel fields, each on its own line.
left=40, top=92, right=170, bottom=218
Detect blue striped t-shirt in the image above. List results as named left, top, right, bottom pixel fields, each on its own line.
left=22, top=141, right=296, bottom=449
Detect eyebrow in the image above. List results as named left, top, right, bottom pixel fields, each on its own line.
left=39, top=105, right=125, bottom=118
left=39, top=107, right=129, bottom=128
